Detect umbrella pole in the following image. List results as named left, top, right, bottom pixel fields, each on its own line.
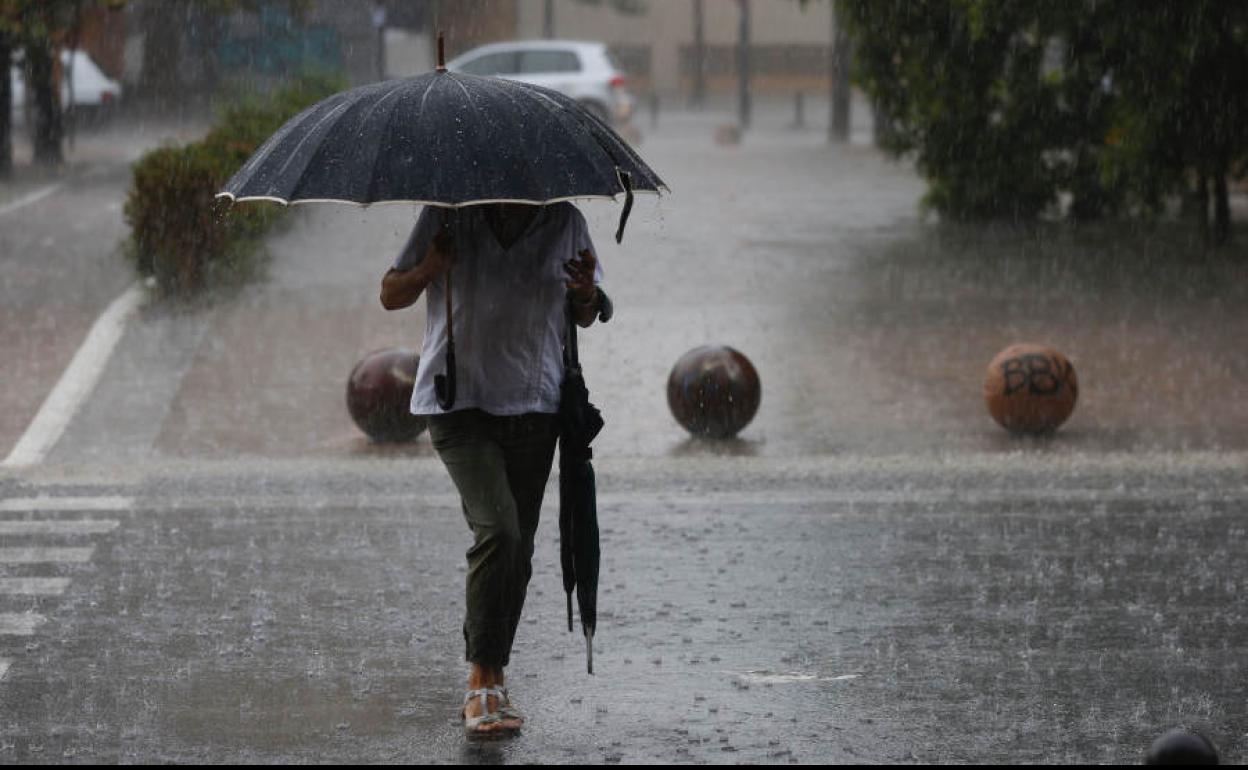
left=433, top=206, right=456, bottom=411
left=586, top=628, right=594, bottom=675
left=434, top=265, right=456, bottom=410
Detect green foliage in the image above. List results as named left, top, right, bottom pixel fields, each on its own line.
left=840, top=0, right=1248, bottom=241
left=124, top=73, right=344, bottom=298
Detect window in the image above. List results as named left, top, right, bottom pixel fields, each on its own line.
left=518, top=50, right=581, bottom=75
left=459, top=52, right=519, bottom=76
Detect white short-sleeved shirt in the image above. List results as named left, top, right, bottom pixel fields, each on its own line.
left=393, top=203, right=603, bottom=416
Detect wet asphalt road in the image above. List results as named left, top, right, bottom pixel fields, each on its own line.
left=2, top=456, right=1246, bottom=763
left=2, top=99, right=1248, bottom=762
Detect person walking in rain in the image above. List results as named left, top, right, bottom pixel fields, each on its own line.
left=380, top=202, right=607, bottom=737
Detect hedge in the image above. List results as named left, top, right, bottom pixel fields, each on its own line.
left=124, top=73, right=345, bottom=297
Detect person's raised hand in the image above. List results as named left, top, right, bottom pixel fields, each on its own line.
left=564, top=249, right=597, bottom=303
left=426, top=222, right=456, bottom=276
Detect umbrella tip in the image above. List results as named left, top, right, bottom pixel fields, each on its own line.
left=436, top=31, right=446, bottom=72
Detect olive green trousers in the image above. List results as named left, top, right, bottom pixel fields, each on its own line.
left=428, top=409, right=559, bottom=667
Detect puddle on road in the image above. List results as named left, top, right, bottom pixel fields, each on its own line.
left=727, top=670, right=860, bottom=684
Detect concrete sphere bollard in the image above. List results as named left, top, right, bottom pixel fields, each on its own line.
left=346, top=348, right=427, bottom=442
left=1145, top=729, right=1219, bottom=765
left=667, top=345, right=761, bottom=439
left=983, top=343, right=1078, bottom=434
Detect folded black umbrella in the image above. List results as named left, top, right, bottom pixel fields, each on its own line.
left=559, top=292, right=611, bottom=674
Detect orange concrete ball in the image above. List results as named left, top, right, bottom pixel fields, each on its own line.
left=983, top=343, right=1078, bottom=434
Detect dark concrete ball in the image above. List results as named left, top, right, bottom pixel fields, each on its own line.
left=1146, top=729, right=1219, bottom=765
left=667, top=345, right=761, bottom=439
left=346, top=348, right=427, bottom=442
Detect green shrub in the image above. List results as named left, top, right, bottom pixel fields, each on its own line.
left=125, top=73, right=346, bottom=298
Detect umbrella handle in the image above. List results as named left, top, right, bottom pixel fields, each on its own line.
left=435, top=265, right=456, bottom=410
left=567, top=593, right=574, bottom=633
left=585, top=628, right=594, bottom=675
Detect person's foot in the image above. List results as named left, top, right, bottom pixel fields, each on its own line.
left=496, top=687, right=524, bottom=723
left=462, top=687, right=522, bottom=737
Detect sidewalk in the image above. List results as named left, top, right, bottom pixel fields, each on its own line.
left=0, top=115, right=209, bottom=460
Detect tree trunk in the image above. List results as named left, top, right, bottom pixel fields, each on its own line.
left=0, top=34, right=12, bottom=179
left=829, top=5, right=851, bottom=143
left=737, top=0, right=750, bottom=131
left=1213, top=171, right=1230, bottom=247
left=690, top=0, right=705, bottom=108
left=27, top=41, right=63, bottom=166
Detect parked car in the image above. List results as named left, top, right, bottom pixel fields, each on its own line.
left=446, top=40, right=633, bottom=126
left=10, top=49, right=122, bottom=123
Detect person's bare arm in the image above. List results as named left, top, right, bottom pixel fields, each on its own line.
left=565, top=249, right=602, bottom=328
left=380, top=232, right=454, bottom=310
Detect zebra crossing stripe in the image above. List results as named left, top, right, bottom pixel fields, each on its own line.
left=0, top=520, right=119, bottom=535
left=0, top=547, right=95, bottom=563
left=0, top=613, right=46, bottom=636
left=0, top=578, right=71, bottom=595
left=0, top=496, right=132, bottom=512
left=0, top=658, right=10, bottom=681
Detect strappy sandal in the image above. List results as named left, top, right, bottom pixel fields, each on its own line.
left=461, top=687, right=521, bottom=738
left=496, top=687, right=524, bottom=723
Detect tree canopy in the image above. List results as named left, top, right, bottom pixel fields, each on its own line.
left=840, top=0, right=1248, bottom=244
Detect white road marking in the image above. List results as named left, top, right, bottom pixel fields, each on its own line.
left=1, top=283, right=145, bottom=468
left=0, top=519, right=119, bottom=536
left=0, top=578, right=71, bottom=596
left=0, top=547, right=94, bottom=563
left=0, top=496, right=132, bottom=512
left=0, top=658, right=10, bottom=681
left=0, top=183, right=62, bottom=217
left=0, top=613, right=46, bottom=636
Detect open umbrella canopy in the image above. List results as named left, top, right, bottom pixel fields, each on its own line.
left=216, top=70, right=666, bottom=209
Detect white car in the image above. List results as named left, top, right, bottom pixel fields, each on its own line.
left=10, top=49, right=122, bottom=122
left=447, top=40, right=633, bottom=125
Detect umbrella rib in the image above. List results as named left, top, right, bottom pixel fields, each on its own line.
left=227, top=98, right=331, bottom=193
left=357, top=86, right=409, bottom=203
left=267, top=100, right=355, bottom=197
left=446, top=73, right=478, bottom=107
left=516, top=85, right=624, bottom=191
